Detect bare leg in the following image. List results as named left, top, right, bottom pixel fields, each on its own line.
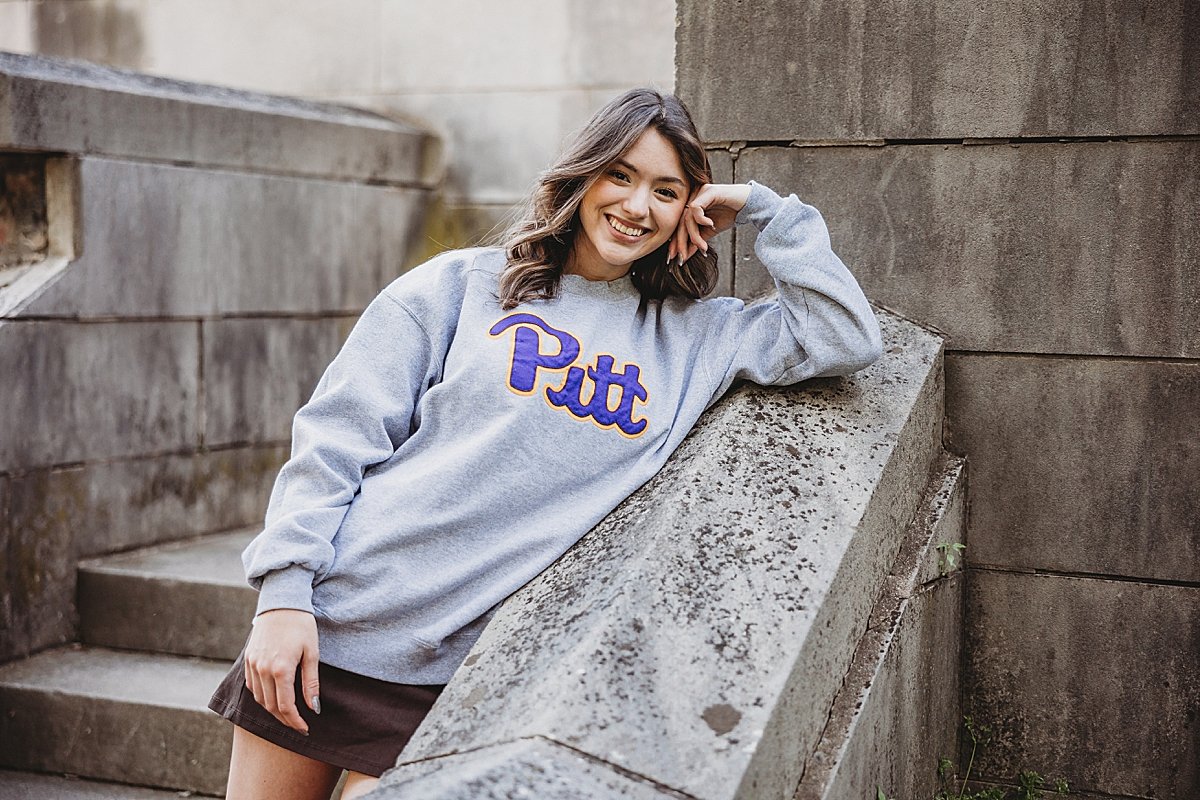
left=339, top=770, right=380, bottom=799
left=226, top=725, right=343, bottom=800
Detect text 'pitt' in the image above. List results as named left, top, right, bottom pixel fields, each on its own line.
left=489, top=313, right=649, bottom=438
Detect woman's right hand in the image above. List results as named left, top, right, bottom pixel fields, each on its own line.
left=243, top=608, right=321, bottom=735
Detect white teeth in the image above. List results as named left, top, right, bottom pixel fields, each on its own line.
left=607, top=216, right=645, bottom=237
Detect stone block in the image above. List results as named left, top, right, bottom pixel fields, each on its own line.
left=0, top=471, right=75, bottom=663
left=378, top=0, right=674, bottom=94
left=372, top=90, right=595, bottom=204
left=946, top=353, right=1199, bottom=584
left=378, top=0, right=572, bottom=93
left=110, top=0, right=380, bottom=98
left=393, top=311, right=945, bottom=800
left=734, top=141, right=1200, bottom=358
left=0, top=4, right=33, bottom=53
left=677, top=0, right=1200, bottom=141
left=14, top=157, right=426, bottom=318
left=0, top=49, right=433, bottom=185
left=0, top=645, right=233, bottom=795
left=78, top=529, right=257, bottom=660
left=0, top=446, right=284, bottom=662
left=380, top=738, right=672, bottom=799
left=0, top=319, right=198, bottom=470
left=203, top=316, right=355, bottom=446
left=566, top=0, right=675, bottom=88
left=964, top=570, right=1200, bottom=797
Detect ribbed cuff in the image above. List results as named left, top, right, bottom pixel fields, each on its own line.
left=735, top=179, right=785, bottom=230
left=254, top=564, right=316, bottom=618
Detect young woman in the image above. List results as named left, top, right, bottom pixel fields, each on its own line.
left=208, top=87, right=882, bottom=800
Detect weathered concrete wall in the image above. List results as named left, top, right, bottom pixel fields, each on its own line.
left=0, top=0, right=676, bottom=253
left=678, top=2, right=1199, bottom=797
left=0, top=53, right=435, bottom=663
left=680, top=0, right=1199, bottom=142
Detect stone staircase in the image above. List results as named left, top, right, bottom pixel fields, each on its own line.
left=0, top=529, right=258, bottom=797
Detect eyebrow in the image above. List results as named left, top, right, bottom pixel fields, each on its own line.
left=614, top=158, right=686, bottom=186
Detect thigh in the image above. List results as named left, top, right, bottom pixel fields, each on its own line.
left=226, top=724, right=343, bottom=800
left=339, top=770, right=380, bottom=800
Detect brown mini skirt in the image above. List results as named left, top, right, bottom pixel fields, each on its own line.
left=208, top=640, right=446, bottom=778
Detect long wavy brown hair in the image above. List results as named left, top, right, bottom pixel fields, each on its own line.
left=496, top=88, right=718, bottom=309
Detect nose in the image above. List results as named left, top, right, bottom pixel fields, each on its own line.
left=620, top=183, right=651, bottom=220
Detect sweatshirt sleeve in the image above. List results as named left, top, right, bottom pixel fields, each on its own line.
left=702, top=180, right=882, bottom=406
left=241, top=256, right=460, bottom=618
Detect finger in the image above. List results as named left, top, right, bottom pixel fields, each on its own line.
left=687, top=185, right=716, bottom=215
left=686, top=212, right=707, bottom=254
left=682, top=234, right=697, bottom=263
left=272, top=662, right=308, bottom=734
left=691, top=204, right=715, bottom=229
left=301, top=645, right=321, bottom=716
left=246, top=661, right=263, bottom=706
left=674, top=221, right=688, bottom=265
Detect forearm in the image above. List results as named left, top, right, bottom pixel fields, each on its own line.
left=738, top=180, right=882, bottom=378
left=242, top=290, right=438, bottom=616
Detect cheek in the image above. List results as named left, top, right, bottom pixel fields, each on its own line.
left=659, top=206, right=685, bottom=236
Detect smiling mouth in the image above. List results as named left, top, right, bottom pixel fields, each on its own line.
left=606, top=214, right=649, bottom=238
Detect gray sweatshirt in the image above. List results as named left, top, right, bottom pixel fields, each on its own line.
left=242, top=180, right=882, bottom=684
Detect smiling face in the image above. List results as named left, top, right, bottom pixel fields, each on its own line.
left=566, top=128, right=690, bottom=281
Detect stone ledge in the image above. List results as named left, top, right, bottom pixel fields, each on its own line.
left=376, top=308, right=946, bottom=800
left=797, top=455, right=966, bottom=799
left=0, top=51, right=440, bottom=186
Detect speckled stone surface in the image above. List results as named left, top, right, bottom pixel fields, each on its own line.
left=373, top=309, right=945, bottom=800
left=379, top=738, right=678, bottom=799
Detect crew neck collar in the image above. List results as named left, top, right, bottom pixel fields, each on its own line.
left=559, top=269, right=639, bottom=300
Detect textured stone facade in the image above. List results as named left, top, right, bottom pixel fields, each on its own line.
left=678, top=2, right=1199, bottom=796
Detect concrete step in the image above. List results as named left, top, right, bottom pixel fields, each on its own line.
left=0, top=768, right=208, bottom=798
left=78, top=529, right=257, bottom=661
left=0, top=644, right=233, bottom=796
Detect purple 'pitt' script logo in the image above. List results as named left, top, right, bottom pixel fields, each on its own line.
left=488, top=313, right=649, bottom=438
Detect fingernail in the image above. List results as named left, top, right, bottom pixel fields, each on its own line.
left=312, top=696, right=321, bottom=715
left=300, top=729, right=310, bottom=737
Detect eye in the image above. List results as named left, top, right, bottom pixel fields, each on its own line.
left=656, top=187, right=680, bottom=200
left=608, top=169, right=629, bottom=182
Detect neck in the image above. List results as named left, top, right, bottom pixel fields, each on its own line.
left=564, top=241, right=629, bottom=282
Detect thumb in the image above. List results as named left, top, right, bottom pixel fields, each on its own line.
left=301, top=643, right=321, bottom=715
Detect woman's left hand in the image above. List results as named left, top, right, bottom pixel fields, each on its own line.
left=668, top=183, right=752, bottom=265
